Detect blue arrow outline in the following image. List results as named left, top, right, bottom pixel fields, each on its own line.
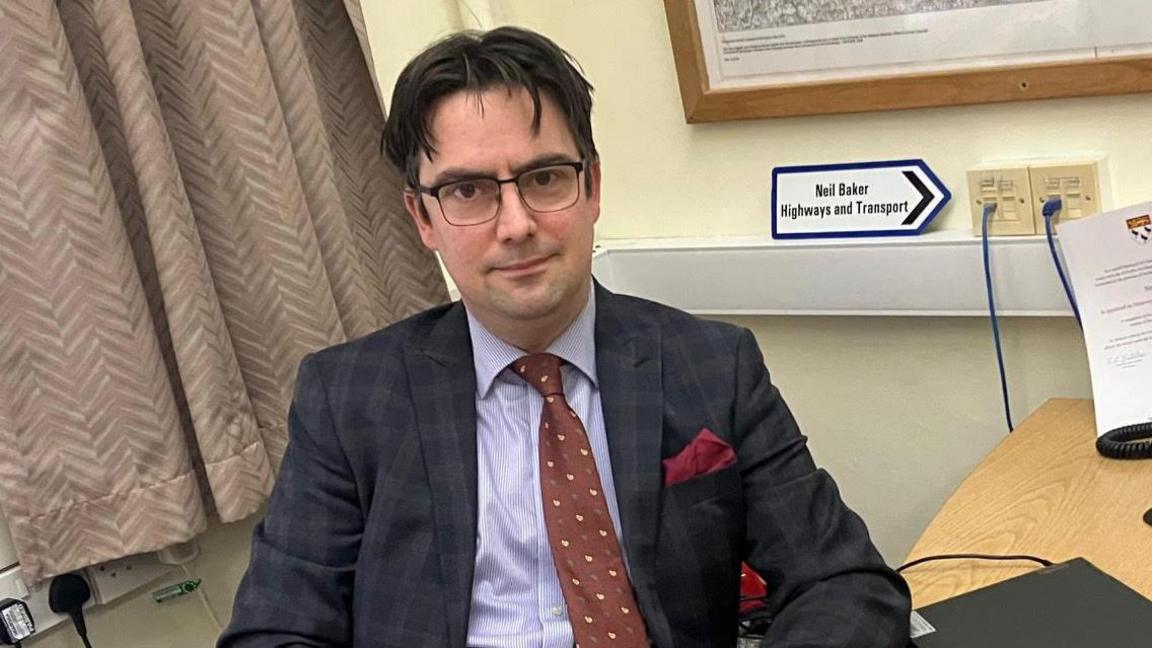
left=771, top=159, right=951, bottom=240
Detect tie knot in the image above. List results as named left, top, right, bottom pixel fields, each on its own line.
left=512, top=353, right=564, bottom=397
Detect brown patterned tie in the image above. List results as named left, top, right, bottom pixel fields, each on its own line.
left=513, top=353, right=650, bottom=648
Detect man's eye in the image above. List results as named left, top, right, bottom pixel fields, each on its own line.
left=525, top=169, right=559, bottom=187
left=448, top=182, right=479, bottom=200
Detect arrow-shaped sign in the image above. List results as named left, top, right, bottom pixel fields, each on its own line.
left=772, top=159, right=950, bottom=239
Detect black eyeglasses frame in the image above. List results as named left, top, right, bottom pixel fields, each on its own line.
left=414, top=160, right=587, bottom=226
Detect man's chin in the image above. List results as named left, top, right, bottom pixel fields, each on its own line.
left=494, top=296, right=563, bottom=322
left=488, top=283, right=568, bottom=320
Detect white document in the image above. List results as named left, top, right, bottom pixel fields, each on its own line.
left=1057, top=202, right=1152, bottom=436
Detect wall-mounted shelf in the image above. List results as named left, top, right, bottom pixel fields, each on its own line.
left=591, top=230, right=1075, bottom=317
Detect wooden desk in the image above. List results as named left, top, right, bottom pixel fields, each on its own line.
left=903, top=398, right=1152, bottom=608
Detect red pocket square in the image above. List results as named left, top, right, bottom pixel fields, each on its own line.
left=662, top=428, right=737, bottom=487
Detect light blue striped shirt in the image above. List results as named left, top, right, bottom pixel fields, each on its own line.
left=464, top=289, right=625, bottom=648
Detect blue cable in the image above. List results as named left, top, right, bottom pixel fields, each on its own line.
left=1041, top=197, right=1083, bottom=328
left=982, top=203, right=1014, bottom=433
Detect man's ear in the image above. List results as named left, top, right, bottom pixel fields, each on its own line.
left=404, top=189, right=438, bottom=252
left=588, top=161, right=602, bottom=223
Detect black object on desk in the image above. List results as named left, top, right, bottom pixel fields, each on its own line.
left=910, top=558, right=1152, bottom=647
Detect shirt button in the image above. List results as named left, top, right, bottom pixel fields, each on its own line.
left=550, top=605, right=564, bottom=617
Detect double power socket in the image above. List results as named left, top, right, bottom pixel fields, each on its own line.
left=966, top=158, right=1110, bottom=236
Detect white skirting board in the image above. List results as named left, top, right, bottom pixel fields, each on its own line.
left=590, top=230, right=1076, bottom=317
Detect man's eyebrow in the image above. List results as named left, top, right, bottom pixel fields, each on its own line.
left=509, top=153, right=580, bottom=175
left=427, top=153, right=580, bottom=187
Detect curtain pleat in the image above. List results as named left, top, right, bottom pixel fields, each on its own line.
left=0, top=0, right=447, bottom=583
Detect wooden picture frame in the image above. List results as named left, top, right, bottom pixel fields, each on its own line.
left=664, top=0, right=1152, bottom=123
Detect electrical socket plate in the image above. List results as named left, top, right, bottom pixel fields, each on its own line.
left=0, top=553, right=181, bottom=641
left=966, top=166, right=1037, bottom=235
left=84, top=553, right=177, bottom=605
left=1028, top=158, right=1109, bottom=229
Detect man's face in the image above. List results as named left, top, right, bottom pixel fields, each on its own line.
left=405, top=86, right=601, bottom=338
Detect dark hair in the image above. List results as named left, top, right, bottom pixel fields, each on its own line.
left=381, top=27, right=597, bottom=200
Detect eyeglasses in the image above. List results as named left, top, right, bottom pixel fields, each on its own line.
left=416, top=160, right=586, bottom=226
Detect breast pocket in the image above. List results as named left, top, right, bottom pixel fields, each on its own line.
left=663, top=463, right=742, bottom=508
left=655, top=464, right=745, bottom=643
left=660, top=464, right=744, bottom=560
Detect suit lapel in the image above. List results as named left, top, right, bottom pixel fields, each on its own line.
left=594, top=285, right=674, bottom=644
left=407, top=303, right=477, bottom=648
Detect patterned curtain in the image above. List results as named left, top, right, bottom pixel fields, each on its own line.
left=0, top=0, right=447, bottom=583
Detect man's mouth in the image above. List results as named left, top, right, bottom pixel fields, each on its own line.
left=495, top=255, right=552, bottom=274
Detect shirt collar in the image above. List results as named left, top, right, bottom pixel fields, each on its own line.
left=467, top=284, right=598, bottom=399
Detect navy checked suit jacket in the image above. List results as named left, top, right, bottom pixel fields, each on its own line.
left=220, top=284, right=910, bottom=647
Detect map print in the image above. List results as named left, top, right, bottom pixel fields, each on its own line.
left=713, top=0, right=1047, bottom=32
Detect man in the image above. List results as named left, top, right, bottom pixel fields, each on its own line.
left=221, top=26, right=909, bottom=648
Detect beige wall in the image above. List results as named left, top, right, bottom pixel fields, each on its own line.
left=24, top=1, right=1138, bottom=644
left=361, top=0, right=462, bottom=110
left=731, top=315, right=1089, bottom=561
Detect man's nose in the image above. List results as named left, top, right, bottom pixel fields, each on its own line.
left=494, top=182, right=537, bottom=241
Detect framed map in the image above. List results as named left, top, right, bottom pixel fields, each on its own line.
left=664, top=0, right=1152, bottom=121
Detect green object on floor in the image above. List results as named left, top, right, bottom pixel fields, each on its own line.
left=152, top=579, right=201, bottom=603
